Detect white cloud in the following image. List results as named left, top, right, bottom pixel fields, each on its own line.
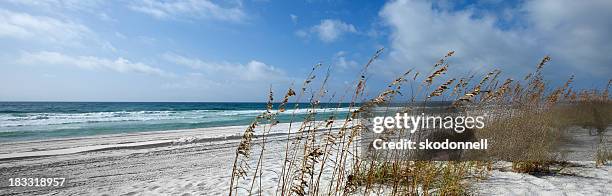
left=297, top=19, right=357, bottom=43
left=313, top=19, right=357, bottom=42
left=97, top=12, right=116, bottom=22
left=333, top=51, right=358, bottom=69
left=0, top=9, right=90, bottom=43
left=295, top=29, right=308, bottom=38
left=290, top=14, right=298, bottom=24
left=242, top=60, right=286, bottom=81
left=523, top=0, right=612, bottom=74
left=5, top=0, right=116, bottom=22
left=379, top=0, right=612, bottom=78
left=0, top=8, right=117, bottom=51
left=162, top=53, right=287, bottom=81
left=114, top=32, right=126, bottom=39
left=18, top=51, right=171, bottom=77
left=4, top=0, right=103, bottom=12
left=129, top=0, right=246, bottom=22
left=161, top=53, right=291, bottom=100
left=380, top=0, right=534, bottom=76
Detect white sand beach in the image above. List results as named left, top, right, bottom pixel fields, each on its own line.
left=0, top=123, right=610, bottom=195
left=0, top=121, right=352, bottom=195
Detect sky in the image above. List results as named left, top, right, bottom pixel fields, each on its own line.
left=0, top=0, right=610, bottom=102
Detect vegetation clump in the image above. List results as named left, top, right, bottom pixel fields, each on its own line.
left=228, top=49, right=611, bottom=195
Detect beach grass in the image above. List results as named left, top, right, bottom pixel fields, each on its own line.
left=227, top=49, right=611, bottom=195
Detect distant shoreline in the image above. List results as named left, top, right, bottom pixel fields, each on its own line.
left=0, top=102, right=353, bottom=142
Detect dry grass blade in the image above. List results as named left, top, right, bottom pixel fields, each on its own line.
left=537, top=55, right=551, bottom=70
left=279, top=88, right=296, bottom=112
left=425, top=64, right=448, bottom=85
left=429, top=78, right=455, bottom=98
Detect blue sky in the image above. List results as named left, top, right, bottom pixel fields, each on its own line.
left=0, top=0, right=610, bottom=102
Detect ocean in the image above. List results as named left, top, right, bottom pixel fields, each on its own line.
left=0, top=102, right=353, bottom=142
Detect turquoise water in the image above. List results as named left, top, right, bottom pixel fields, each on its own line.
left=0, top=102, right=353, bottom=142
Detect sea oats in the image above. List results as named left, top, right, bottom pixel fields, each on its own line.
left=429, top=78, right=455, bottom=98
left=425, top=64, right=448, bottom=85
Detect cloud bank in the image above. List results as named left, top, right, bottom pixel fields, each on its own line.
left=380, top=0, right=612, bottom=79
left=129, top=0, right=246, bottom=22
left=18, top=51, right=171, bottom=77
left=163, top=53, right=287, bottom=82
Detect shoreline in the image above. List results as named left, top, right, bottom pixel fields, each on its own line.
left=0, top=121, right=348, bottom=161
